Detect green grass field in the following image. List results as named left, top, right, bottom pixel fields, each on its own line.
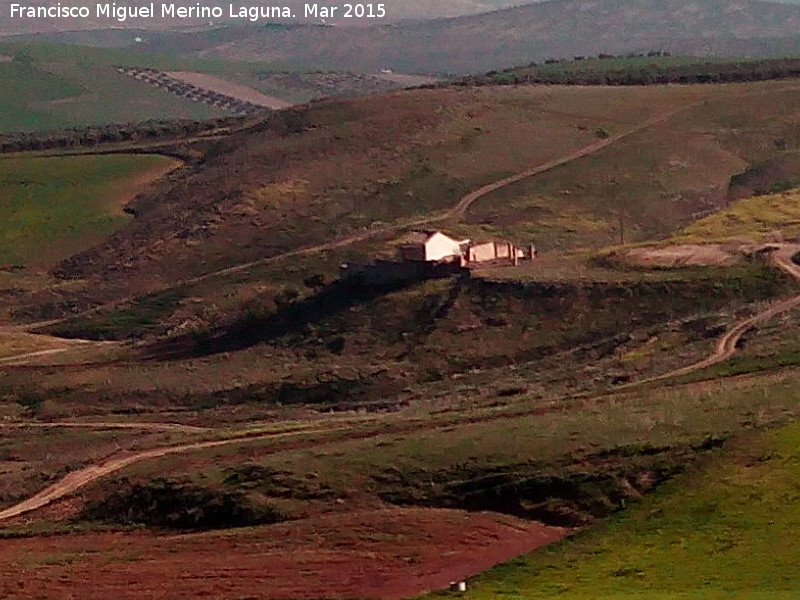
left=429, top=421, right=800, bottom=600
left=0, top=61, right=84, bottom=131
left=104, top=361, right=800, bottom=529
left=670, top=188, right=800, bottom=243
left=0, top=154, right=177, bottom=268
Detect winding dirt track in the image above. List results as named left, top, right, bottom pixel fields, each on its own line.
left=631, top=245, right=800, bottom=385
left=0, top=421, right=208, bottom=433
left=0, top=347, right=70, bottom=365
left=0, top=424, right=351, bottom=522
left=0, top=325, right=118, bottom=366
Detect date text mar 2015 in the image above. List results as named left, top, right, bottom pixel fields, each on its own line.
left=305, top=3, right=385, bottom=18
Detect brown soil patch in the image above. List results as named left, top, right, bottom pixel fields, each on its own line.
left=0, top=508, right=570, bottom=599
left=618, top=244, right=738, bottom=268
left=0, top=55, right=12, bottom=63
left=165, top=71, right=293, bottom=109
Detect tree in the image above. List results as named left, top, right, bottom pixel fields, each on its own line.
left=273, top=286, right=301, bottom=309
left=303, top=273, right=326, bottom=290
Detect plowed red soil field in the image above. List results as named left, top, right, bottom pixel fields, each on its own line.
left=0, top=508, right=569, bottom=600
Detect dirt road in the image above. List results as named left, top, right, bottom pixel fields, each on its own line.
left=0, top=321, right=119, bottom=367
left=447, top=102, right=701, bottom=217
left=0, top=421, right=207, bottom=433
left=0, top=424, right=353, bottom=522
left=631, top=245, right=800, bottom=385
left=0, top=347, right=70, bottom=365
left=0, top=328, right=118, bottom=366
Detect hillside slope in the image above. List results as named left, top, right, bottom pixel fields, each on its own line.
left=436, top=421, right=800, bottom=599
left=191, top=0, right=800, bottom=74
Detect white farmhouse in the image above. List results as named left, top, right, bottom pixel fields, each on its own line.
left=399, top=231, right=470, bottom=263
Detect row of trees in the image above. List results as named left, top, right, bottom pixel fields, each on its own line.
left=0, top=117, right=241, bottom=154
left=461, top=57, right=800, bottom=87
left=118, top=67, right=267, bottom=116
left=544, top=50, right=672, bottom=64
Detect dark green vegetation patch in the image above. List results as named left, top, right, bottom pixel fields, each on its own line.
left=462, top=56, right=800, bottom=87
left=83, top=477, right=286, bottom=530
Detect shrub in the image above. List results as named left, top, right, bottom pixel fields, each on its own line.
left=83, top=478, right=286, bottom=530
left=15, top=391, right=45, bottom=415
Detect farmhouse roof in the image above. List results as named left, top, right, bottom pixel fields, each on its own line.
left=400, top=230, right=446, bottom=245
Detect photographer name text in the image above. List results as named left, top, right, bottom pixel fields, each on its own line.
left=7, top=2, right=386, bottom=22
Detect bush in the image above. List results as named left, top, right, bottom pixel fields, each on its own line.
left=15, top=390, right=45, bottom=415
left=273, top=286, right=301, bottom=309
left=303, top=273, right=326, bottom=290
left=83, top=478, right=286, bottom=530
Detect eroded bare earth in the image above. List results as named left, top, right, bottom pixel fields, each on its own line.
left=0, top=508, right=570, bottom=600
left=620, top=244, right=739, bottom=268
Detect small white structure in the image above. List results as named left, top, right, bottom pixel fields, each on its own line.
left=467, top=240, right=523, bottom=263
left=399, top=231, right=469, bottom=263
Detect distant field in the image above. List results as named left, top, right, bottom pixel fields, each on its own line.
left=0, top=154, right=178, bottom=268
left=0, top=61, right=83, bottom=131
left=0, top=42, right=285, bottom=132
left=433, top=421, right=800, bottom=599
left=0, top=41, right=431, bottom=133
